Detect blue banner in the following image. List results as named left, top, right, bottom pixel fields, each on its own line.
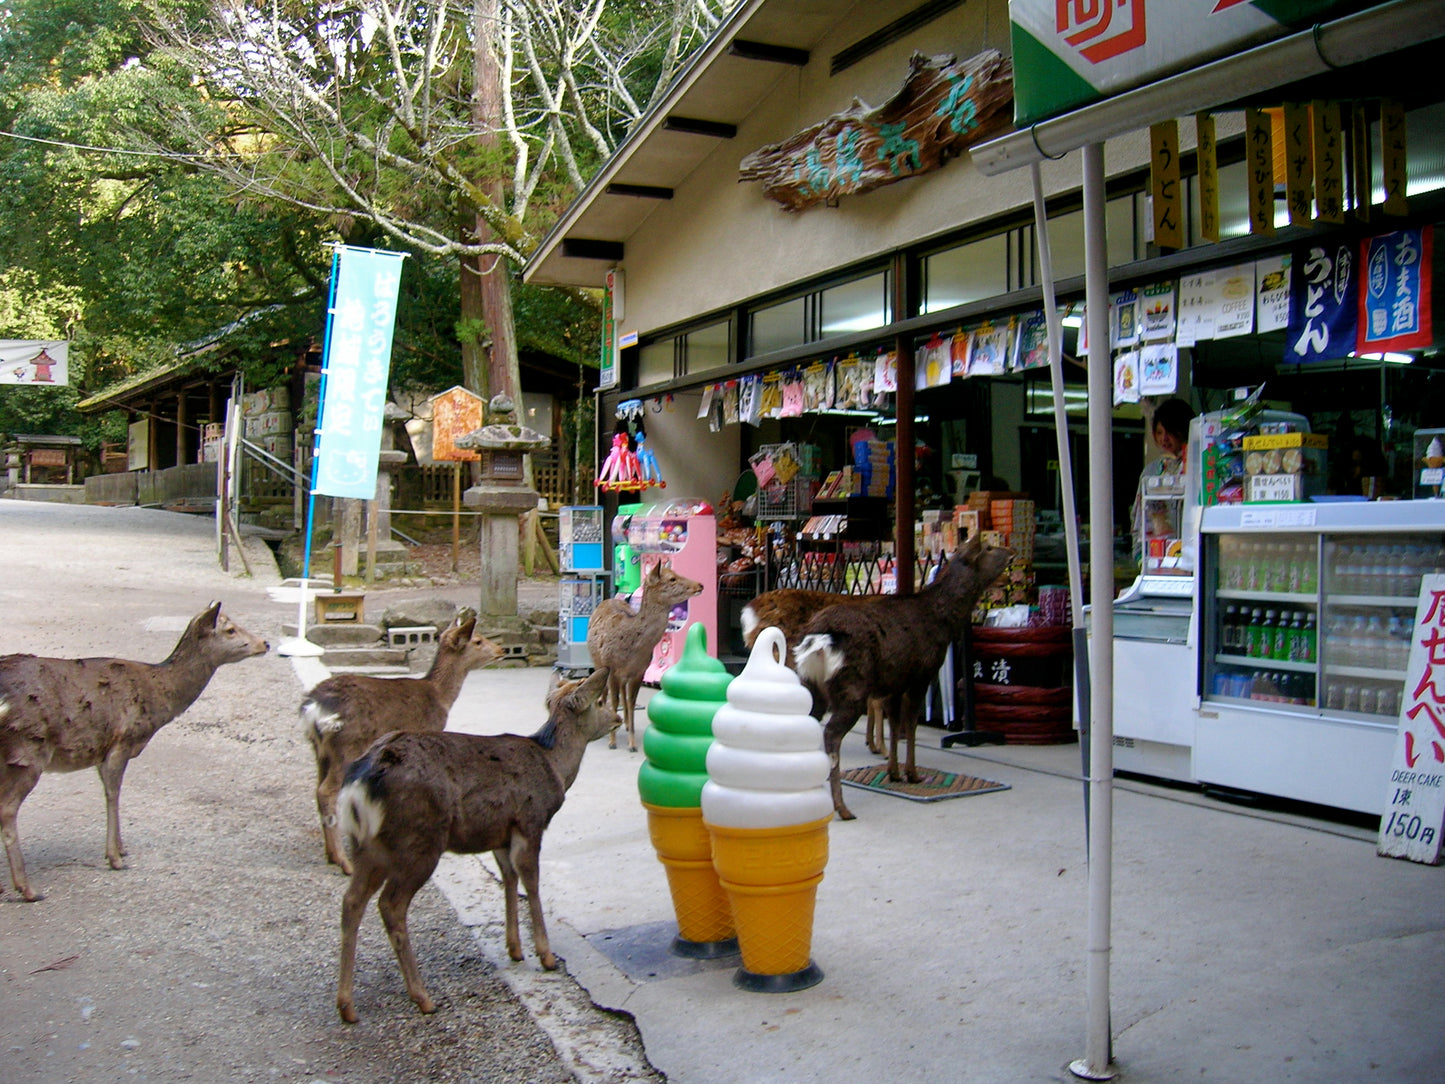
left=1359, top=226, right=1433, bottom=354
left=314, top=247, right=405, bottom=499
left=1284, top=241, right=1357, bottom=364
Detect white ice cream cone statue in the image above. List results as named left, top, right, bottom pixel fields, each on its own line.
left=702, top=626, right=833, bottom=992
left=641, top=622, right=737, bottom=957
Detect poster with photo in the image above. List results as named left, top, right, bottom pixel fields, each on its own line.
left=1113, top=351, right=1140, bottom=405
left=835, top=355, right=863, bottom=408
left=1139, top=343, right=1178, bottom=395
left=1255, top=254, right=1292, bottom=333
left=1140, top=283, right=1176, bottom=342
left=780, top=371, right=805, bottom=417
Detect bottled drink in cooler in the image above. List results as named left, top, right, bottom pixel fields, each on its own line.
left=1299, top=543, right=1318, bottom=594
left=1271, top=609, right=1291, bottom=661
left=1221, top=605, right=1239, bottom=654
left=1299, top=612, right=1317, bottom=663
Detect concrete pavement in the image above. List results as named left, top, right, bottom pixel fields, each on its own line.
left=399, top=663, right=1445, bottom=1084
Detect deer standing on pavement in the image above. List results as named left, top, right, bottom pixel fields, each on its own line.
left=741, top=590, right=890, bottom=754
left=585, top=562, right=702, bottom=751
left=794, top=535, right=1013, bottom=820
left=300, top=615, right=502, bottom=873
left=334, top=667, right=617, bottom=1022
left=0, top=602, right=269, bottom=901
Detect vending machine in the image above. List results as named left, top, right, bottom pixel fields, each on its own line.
left=615, top=498, right=718, bottom=684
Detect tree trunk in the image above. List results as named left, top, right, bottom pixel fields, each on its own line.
left=472, top=0, right=522, bottom=411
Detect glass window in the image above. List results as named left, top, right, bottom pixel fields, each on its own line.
left=1044, top=209, right=1086, bottom=281
left=1190, top=160, right=1252, bottom=244
left=1107, top=193, right=1142, bottom=262
left=750, top=295, right=807, bottom=355
left=922, top=233, right=1008, bottom=313
left=637, top=339, right=674, bottom=385
left=820, top=272, right=890, bottom=336
left=686, top=320, right=732, bottom=371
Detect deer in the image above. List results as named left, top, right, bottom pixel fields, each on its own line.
left=0, top=601, right=268, bottom=901
left=299, top=614, right=503, bottom=874
left=334, top=667, right=617, bottom=1022
left=741, top=590, right=890, bottom=755
left=793, top=534, right=1013, bottom=821
left=585, top=561, right=702, bottom=751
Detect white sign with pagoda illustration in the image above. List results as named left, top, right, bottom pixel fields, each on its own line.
left=0, top=340, right=69, bottom=385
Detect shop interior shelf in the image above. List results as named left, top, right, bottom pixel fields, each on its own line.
left=1324, top=594, right=1420, bottom=608
left=1207, top=693, right=1323, bottom=713
left=1323, top=664, right=1408, bottom=682
left=1214, top=654, right=1317, bottom=673
left=1216, top=589, right=1318, bottom=605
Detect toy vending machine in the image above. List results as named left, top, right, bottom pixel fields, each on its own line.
left=623, top=498, right=718, bottom=683
left=557, top=506, right=610, bottom=670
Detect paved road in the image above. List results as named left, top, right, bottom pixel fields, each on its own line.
left=0, top=500, right=655, bottom=1084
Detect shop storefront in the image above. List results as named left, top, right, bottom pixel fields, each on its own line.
left=525, top=0, right=1445, bottom=811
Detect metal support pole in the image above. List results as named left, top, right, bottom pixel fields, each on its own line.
left=1070, top=141, right=1116, bottom=1082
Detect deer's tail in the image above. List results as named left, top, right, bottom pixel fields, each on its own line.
left=336, top=750, right=388, bottom=853
left=793, top=632, right=844, bottom=686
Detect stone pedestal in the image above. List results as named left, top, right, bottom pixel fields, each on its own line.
left=464, top=483, right=539, bottom=619
left=367, top=448, right=411, bottom=576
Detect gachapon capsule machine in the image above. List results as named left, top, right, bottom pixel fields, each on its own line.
left=614, top=498, right=718, bottom=684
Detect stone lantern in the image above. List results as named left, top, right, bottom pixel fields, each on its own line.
left=457, top=395, right=550, bottom=652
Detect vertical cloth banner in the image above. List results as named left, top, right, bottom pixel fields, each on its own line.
left=1359, top=226, right=1433, bottom=354
left=314, top=247, right=405, bottom=498
left=1284, top=241, right=1357, bottom=363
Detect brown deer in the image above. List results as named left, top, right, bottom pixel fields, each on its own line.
left=0, top=602, right=268, bottom=901
left=585, top=561, right=702, bottom=751
left=794, top=535, right=1013, bottom=820
left=300, top=615, right=503, bottom=874
left=334, top=667, right=617, bottom=1022
left=741, top=590, right=889, bottom=755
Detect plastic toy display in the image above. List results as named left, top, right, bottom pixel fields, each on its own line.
left=640, top=623, right=737, bottom=957
left=702, top=626, right=832, bottom=991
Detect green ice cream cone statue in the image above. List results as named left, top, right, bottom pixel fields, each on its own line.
left=641, top=621, right=737, bottom=958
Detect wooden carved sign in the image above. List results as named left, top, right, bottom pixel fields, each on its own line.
left=429, top=385, right=483, bottom=462
left=739, top=49, right=1013, bottom=213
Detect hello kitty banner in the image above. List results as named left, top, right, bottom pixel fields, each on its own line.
left=1, top=340, right=69, bottom=385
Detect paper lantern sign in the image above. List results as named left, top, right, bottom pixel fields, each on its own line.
left=430, top=385, right=484, bottom=462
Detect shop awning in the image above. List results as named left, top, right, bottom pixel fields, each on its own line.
left=970, top=0, right=1441, bottom=178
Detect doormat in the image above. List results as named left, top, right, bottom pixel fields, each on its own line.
left=839, top=765, right=1009, bottom=802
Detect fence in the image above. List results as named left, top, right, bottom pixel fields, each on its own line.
left=85, top=463, right=216, bottom=509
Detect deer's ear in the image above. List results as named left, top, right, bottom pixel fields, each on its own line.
left=958, top=532, right=983, bottom=562
left=202, top=601, right=222, bottom=627
left=457, top=616, right=478, bottom=639
left=576, top=667, right=609, bottom=704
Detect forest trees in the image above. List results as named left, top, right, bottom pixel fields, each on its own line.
left=145, top=0, right=733, bottom=405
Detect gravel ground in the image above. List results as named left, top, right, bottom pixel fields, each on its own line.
left=0, top=500, right=653, bottom=1084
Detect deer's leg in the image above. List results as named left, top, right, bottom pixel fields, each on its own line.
left=337, top=853, right=388, bottom=1023
left=377, top=851, right=443, bottom=1016
left=509, top=833, right=557, bottom=969
left=885, top=693, right=905, bottom=782
left=822, top=703, right=864, bottom=821
left=493, top=847, right=525, bottom=962
left=97, top=748, right=132, bottom=869
left=866, top=700, right=884, bottom=755
left=902, top=684, right=928, bottom=784
left=623, top=678, right=641, bottom=752
left=606, top=675, right=621, bottom=749
left=1, top=762, right=43, bottom=901
left=317, top=763, right=351, bottom=874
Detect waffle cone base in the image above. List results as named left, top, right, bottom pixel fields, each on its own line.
left=643, top=804, right=734, bottom=946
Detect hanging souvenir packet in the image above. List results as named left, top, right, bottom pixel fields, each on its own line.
left=722, top=380, right=740, bottom=424
left=835, top=354, right=863, bottom=408
left=1013, top=311, right=1050, bottom=370
left=1110, top=289, right=1141, bottom=349
left=772, top=445, right=800, bottom=485
left=739, top=373, right=762, bottom=426
left=874, top=349, right=898, bottom=393
left=749, top=448, right=776, bottom=486
left=914, top=333, right=948, bottom=389
left=781, top=370, right=805, bottom=417
left=951, top=329, right=970, bottom=377
left=707, top=387, right=724, bottom=432
left=803, top=362, right=831, bottom=411
left=697, top=383, right=715, bottom=420
left=966, top=321, right=1009, bottom=376
left=759, top=371, right=784, bottom=418
left=1113, top=351, right=1140, bottom=405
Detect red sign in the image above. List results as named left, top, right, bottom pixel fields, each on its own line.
left=429, top=386, right=483, bottom=462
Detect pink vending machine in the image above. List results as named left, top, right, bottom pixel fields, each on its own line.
left=620, top=498, right=718, bottom=684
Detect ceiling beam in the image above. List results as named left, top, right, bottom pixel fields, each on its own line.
left=561, top=238, right=625, bottom=262
left=604, top=182, right=675, bottom=200
left=728, top=39, right=810, bottom=66
left=662, top=115, right=738, bottom=139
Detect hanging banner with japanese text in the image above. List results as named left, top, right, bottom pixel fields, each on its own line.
left=1284, top=241, right=1357, bottom=363
left=1378, top=574, right=1445, bottom=864
left=314, top=246, right=405, bottom=499
left=1358, top=226, right=1433, bottom=354
left=0, top=340, right=68, bottom=385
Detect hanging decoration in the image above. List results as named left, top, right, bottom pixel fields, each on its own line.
left=597, top=400, right=665, bottom=492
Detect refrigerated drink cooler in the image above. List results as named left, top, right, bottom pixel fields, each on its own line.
left=1197, top=501, right=1445, bottom=814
